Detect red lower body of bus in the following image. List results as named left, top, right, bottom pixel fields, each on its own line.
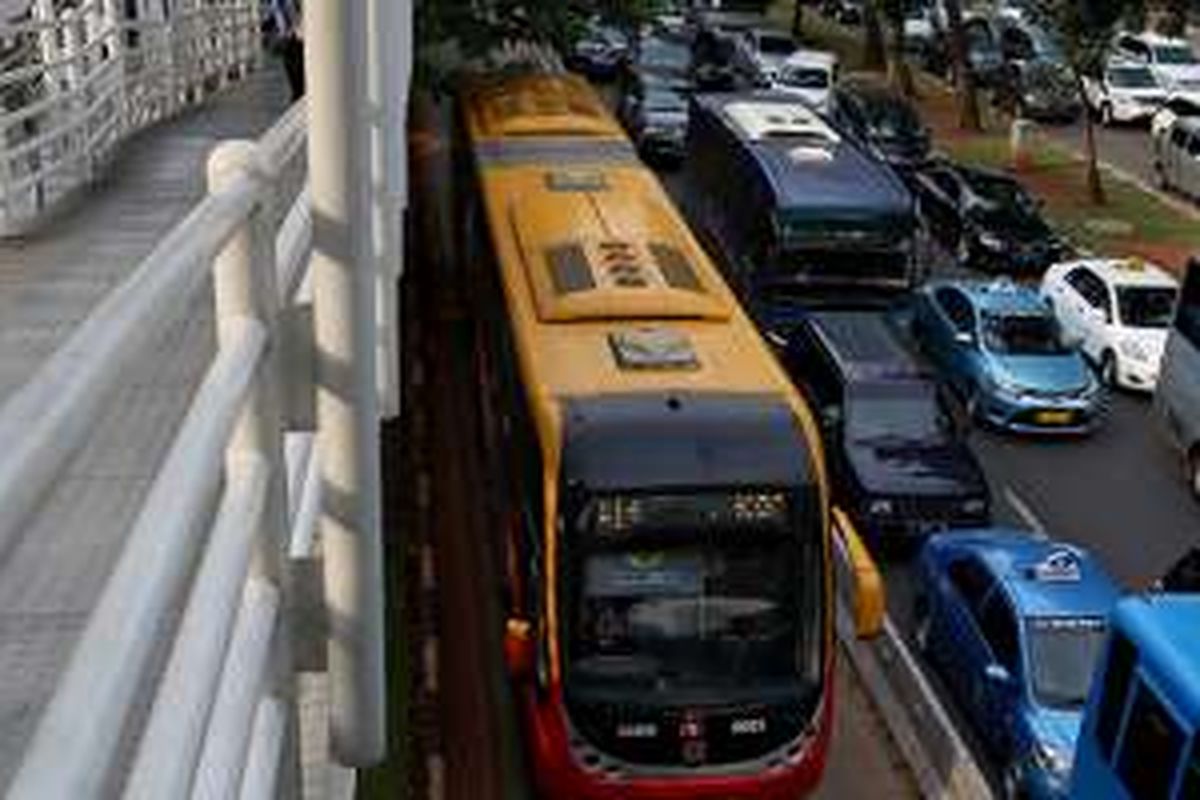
left=520, top=678, right=833, bottom=800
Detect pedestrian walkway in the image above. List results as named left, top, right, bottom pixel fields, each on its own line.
left=0, top=61, right=291, bottom=792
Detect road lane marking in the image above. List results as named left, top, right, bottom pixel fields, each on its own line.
left=1003, top=486, right=1048, bottom=539
left=427, top=753, right=445, bottom=800
left=423, top=635, right=439, bottom=696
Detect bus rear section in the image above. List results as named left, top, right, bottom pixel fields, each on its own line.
left=1154, top=257, right=1200, bottom=500
left=1070, top=594, right=1200, bottom=800
left=684, top=92, right=919, bottom=323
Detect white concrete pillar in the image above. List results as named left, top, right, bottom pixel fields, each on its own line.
left=304, top=0, right=386, bottom=767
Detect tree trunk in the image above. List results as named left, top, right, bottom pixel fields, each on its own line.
left=1077, top=73, right=1106, bottom=204
left=791, top=0, right=804, bottom=40
left=943, top=0, right=980, bottom=130
left=886, top=6, right=915, bottom=97
left=862, top=0, right=886, bottom=71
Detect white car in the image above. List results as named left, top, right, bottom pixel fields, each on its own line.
left=1112, top=32, right=1200, bottom=104
left=1083, top=60, right=1167, bottom=125
left=735, top=27, right=798, bottom=85
left=767, top=50, right=837, bottom=110
left=1042, top=258, right=1180, bottom=391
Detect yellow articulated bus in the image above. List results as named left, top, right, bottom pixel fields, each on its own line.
left=454, top=72, right=881, bottom=800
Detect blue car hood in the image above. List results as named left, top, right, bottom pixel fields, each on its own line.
left=986, top=353, right=1091, bottom=394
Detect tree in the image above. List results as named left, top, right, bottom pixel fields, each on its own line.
left=1156, top=0, right=1189, bottom=37
left=1022, top=0, right=1145, bottom=204
left=792, top=0, right=804, bottom=41
left=943, top=0, right=981, bottom=130
left=879, top=0, right=915, bottom=96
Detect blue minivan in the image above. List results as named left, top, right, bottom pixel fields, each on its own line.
left=1069, top=593, right=1200, bottom=799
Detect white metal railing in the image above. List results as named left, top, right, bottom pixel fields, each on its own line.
left=0, top=95, right=324, bottom=798
left=0, top=0, right=260, bottom=236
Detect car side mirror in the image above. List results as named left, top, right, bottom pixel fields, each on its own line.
left=984, top=663, right=1012, bottom=685
left=503, top=617, right=535, bottom=681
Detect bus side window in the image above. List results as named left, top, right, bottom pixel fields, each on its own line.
left=1096, top=632, right=1136, bottom=762
left=1116, top=681, right=1185, bottom=800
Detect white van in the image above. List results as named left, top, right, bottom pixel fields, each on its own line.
left=1154, top=258, right=1200, bottom=499
left=1154, top=116, right=1200, bottom=197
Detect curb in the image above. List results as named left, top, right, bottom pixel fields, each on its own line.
left=833, top=532, right=994, bottom=799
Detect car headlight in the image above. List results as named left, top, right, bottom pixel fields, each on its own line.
left=978, top=232, right=1005, bottom=251
left=867, top=498, right=894, bottom=516
left=1118, top=338, right=1151, bottom=362
left=1032, top=741, right=1073, bottom=780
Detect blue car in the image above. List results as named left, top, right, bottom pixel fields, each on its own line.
left=911, top=279, right=1104, bottom=434
left=913, top=529, right=1122, bottom=800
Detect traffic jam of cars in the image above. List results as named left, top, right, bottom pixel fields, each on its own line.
left=568, top=3, right=1200, bottom=797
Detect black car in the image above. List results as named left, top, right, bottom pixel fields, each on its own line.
left=911, top=159, right=1068, bottom=273
left=619, top=82, right=689, bottom=163
left=826, top=76, right=932, bottom=171
left=774, top=309, right=991, bottom=551
left=623, top=31, right=693, bottom=92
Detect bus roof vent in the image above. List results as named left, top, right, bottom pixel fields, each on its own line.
left=648, top=243, right=702, bottom=292
left=546, top=243, right=597, bottom=294
left=724, top=100, right=840, bottom=145
left=597, top=241, right=650, bottom=288
left=608, top=327, right=700, bottom=371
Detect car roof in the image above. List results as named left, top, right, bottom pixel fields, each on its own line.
left=939, top=279, right=1050, bottom=315
left=782, top=49, right=836, bottom=68
left=1058, top=257, right=1178, bottom=289
left=803, top=310, right=930, bottom=382
left=1125, top=31, right=1193, bottom=47
left=929, top=529, right=1122, bottom=618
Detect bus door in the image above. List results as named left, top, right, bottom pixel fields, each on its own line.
left=1071, top=628, right=1200, bottom=799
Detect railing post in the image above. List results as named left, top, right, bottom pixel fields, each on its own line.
left=368, top=0, right=409, bottom=421
left=305, top=0, right=386, bottom=766
left=208, top=140, right=303, bottom=799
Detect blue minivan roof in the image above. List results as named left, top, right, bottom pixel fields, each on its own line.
left=1110, top=594, right=1200, bottom=723
left=692, top=92, right=912, bottom=218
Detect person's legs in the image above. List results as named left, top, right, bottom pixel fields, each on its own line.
left=282, top=36, right=305, bottom=100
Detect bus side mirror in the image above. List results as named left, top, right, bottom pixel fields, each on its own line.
left=832, top=507, right=885, bottom=639
left=504, top=617, right=535, bottom=680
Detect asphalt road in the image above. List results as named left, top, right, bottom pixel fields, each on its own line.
left=1045, top=117, right=1159, bottom=187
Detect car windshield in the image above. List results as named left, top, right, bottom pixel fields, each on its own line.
left=1116, top=285, right=1177, bottom=328
left=1109, top=66, right=1159, bottom=88
left=759, top=35, right=796, bottom=55
left=567, top=492, right=822, bottom=699
left=847, top=382, right=946, bottom=444
left=1154, top=44, right=1198, bottom=65
left=779, top=66, right=830, bottom=88
left=858, top=94, right=922, bottom=139
left=1026, top=617, right=1108, bottom=709
left=641, top=37, right=690, bottom=71
left=966, top=174, right=1045, bottom=232
left=982, top=312, right=1068, bottom=355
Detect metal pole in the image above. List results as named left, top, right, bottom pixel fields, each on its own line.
left=304, top=0, right=386, bottom=766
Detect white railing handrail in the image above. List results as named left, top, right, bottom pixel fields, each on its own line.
left=3, top=90, right=318, bottom=797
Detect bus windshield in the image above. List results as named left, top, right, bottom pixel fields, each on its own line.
left=566, top=491, right=822, bottom=701
left=1026, top=616, right=1108, bottom=709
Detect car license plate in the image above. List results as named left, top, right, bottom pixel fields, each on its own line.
left=1035, top=410, right=1073, bottom=426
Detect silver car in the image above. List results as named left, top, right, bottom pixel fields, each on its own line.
left=1154, top=258, right=1200, bottom=499
left=1155, top=116, right=1200, bottom=198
